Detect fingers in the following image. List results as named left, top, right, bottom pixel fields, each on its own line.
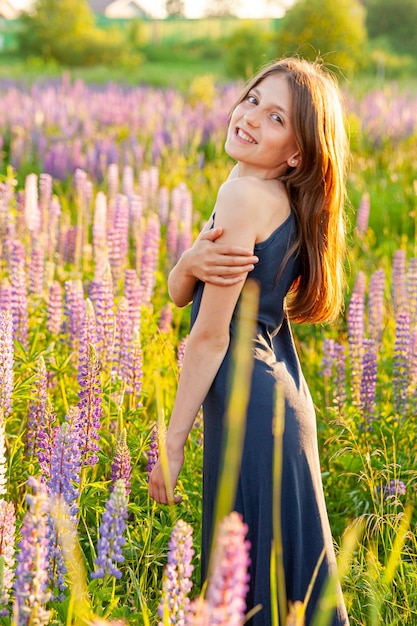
left=200, top=226, right=223, bottom=242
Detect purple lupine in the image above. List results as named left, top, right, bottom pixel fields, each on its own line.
left=356, top=191, right=370, bottom=236
left=37, top=398, right=58, bottom=482
left=139, top=169, right=151, bottom=208
left=93, top=264, right=115, bottom=368
left=368, top=269, right=385, bottom=346
left=392, top=249, right=407, bottom=317
left=333, top=342, right=347, bottom=413
left=29, top=245, right=45, bottom=296
left=114, top=297, right=132, bottom=380
left=393, top=310, right=410, bottom=416
left=146, top=426, right=159, bottom=483
left=47, top=196, right=61, bottom=263
left=25, top=356, right=48, bottom=458
left=187, top=512, right=250, bottom=626
left=140, top=214, right=161, bottom=305
left=166, top=211, right=179, bottom=265
left=46, top=281, right=63, bottom=336
left=63, top=279, right=85, bottom=350
left=129, top=195, right=143, bottom=270
left=110, top=429, right=131, bottom=496
left=91, top=479, right=128, bottom=580
left=10, top=240, right=28, bottom=348
left=77, top=298, right=98, bottom=379
left=124, top=327, right=143, bottom=404
left=158, top=304, right=173, bottom=333
left=158, top=519, right=194, bottom=625
left=347, top=273, right=366, bottom=406
left=47, top=419, right=81, bottom=518
left=0, top=280, right=12, bottom=313
left=409, top=329, right=417, bottom=410
left=76, top=344, right=102, bottom=466
left=46, top=418, right=81, bottom=599
left=0, top=311, right=14, bottom=418
left=0, top=499, right=16, bottom=613
left=124, top=269, right=143, bottom=334
left=407, top=257, right=417, bottom=327
left=377, top=479, right=407, bottom=501
left=13, top=477, right=51, bottom=626
left=108, top=194, right=129, bottom=283
left=177, top=335, right=188, bottom=373
left=107, top=163, right=119, bottom=207
left=320, top=338, right=336, bottom=378
left=360, top=338, right=377, bottom=426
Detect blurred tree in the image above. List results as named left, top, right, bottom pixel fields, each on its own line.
left=204, top=0, right=240, bottom=17
left=276, top=0, right=368, bottom=77
left=224, top=25, right=271, bottom=78
left=165, top=0, right=185, bottom=18
left=365, top=0, right=417, bottom=57
left=17, top=0, right=133, bottom=66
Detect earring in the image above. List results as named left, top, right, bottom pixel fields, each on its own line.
left=291, top=159, right=297, bottom=166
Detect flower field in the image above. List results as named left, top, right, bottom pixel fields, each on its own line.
left=0, top=74, right=417, bottom=625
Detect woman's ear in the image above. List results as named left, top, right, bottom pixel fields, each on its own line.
left=287, top=154, right=301, bottom=168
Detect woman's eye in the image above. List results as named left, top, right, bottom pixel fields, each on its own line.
left=272, top=113, right=283, bottom=124
left=247, top=95, right=257, bottom=104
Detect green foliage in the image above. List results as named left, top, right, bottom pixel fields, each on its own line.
left=165, top=0, right=185, bottom=18
left=276, top=0, right=368, bottom=77
left=16, top=0, right=140, bottom=67
left=365, top=0, right=417, bottom=58
left=223, top=24, right=272, bottom=79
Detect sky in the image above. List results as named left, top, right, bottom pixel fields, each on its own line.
left=13, top=0, right=290, bottom=19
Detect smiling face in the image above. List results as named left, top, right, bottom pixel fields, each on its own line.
left=225, top=73, right=300, bottom=180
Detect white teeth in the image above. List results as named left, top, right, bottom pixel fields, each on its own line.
left=237, top=129, right=256, bottom=143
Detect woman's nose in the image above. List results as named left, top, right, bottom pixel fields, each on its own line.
left=244, top=110, right=259, bottom=126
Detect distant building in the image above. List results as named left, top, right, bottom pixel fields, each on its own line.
left=0, top=0, right=19, bottom=19
left=88, top=0, right=151, bottom=19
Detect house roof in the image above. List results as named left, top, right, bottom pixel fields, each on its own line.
left=88, top=0, right=151, bottom=18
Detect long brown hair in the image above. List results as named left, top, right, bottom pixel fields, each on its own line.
left=231, top=58, right=349, bottom=324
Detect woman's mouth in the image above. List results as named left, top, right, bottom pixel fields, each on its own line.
left=236, top=128, right=257, bottom=144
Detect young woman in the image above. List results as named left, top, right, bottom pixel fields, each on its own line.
left=149, top=57, right=350, bottom=625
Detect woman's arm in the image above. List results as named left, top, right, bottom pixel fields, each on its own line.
left=168, top=225, right=259, bottom=308
left=149, top=180, right=260, bottom=504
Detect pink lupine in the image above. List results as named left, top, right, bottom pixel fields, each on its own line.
left=29, top=245, right=45, bottom=295
left=10, top=240, right=28, bottom=348
left=94, top=264, right=115, bottom=368
left=26, top=356, right=48, bottom=459
left=347, top=272, right=366, bottom=406
left=124, top=269, right=143, bottom=334
left=63, top=279, right=85, bottom=350
left=0, top=499, right=16, bottom=613
left=368, top=269, right=385, bottom=346
left=93, top=191, right=109, bottom=271
left=24, top=173, right=41, bottom=235
left=356, top=191, right=370, bottom=236
left=110, top=429, right=131, bottom=496
left=46, top=281, right=63, bottom=336
left=140, top=214, right=160, bottom=305
left=392, top=249, right=407, bottom=316
left=0, top=311, right=13, bottom=417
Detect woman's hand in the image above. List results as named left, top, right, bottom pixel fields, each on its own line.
left=188, top=226, right=258, bottom=285
left=148, top=447, right=184, bottom=505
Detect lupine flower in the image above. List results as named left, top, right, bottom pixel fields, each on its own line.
left=114, top=297, right=132, bottom=380
left=124, top=327, right=143, bottom=403
left=93, top=264, right=115, bottom=368
left=333, top=343, right=347, bottom=413
left=24, top=173, right=41, bottom=235
left=392, top=249, right=407, bottom=317
left=146, top=426, right=159, bottom=483
left=109, top=194, right=129, bottom=282
left=0, top=311, right=13, bottom=417
left=37, top=397, right=58, bottom=481
left=159, top=185, right=170, bottom=224
left=140, top=215, right=161, bottom=305
left=78, top=298, right=98, bottom=379
left=377, top=479, right=407, bottom=501
left=368, top=269, right=385, bottom=345
left=0, top=417, right=7, bottom=497
left=76, top=344, right=102, bottom=466
left=393, top=310, right=410, bottom=416
left=0, top=280, right=12, bottom=313
left=320, top=338, right=336, bottom=378
left=63, top=279, right=85, bottom=350
left=122, top=165, right=134, bottom=198
left=158, top=519, right=194, bottom=625
left=91, top=479, right=128, bottom=580
left=110, top=429, right=131, bottom=496
left=10, top=240, right=28, bottom=348
left=347, top=273, right=366, bottom=405
left=360, top=339, right=377, bottom=426
left=356, top=191, right=370, bottom=236
left=46, top=281, right=63, bottom=336
left=0, top=499, right=16, bottom=613
left=124, top=269, right=143, bottom=334
left=187, top=512, right=250, bottom=626
left=93, top=191, right=109, bottom=271
left=13, top=477, right=51, bottom=626
left=47, top=196, right=61, bottom=263
left=407, top=257, right=417, bottom=327
left=107, top=163, right=119, bottom=204
left=166, top=211, right=179, bottom=265
left=25, top=356, right=48, bottom=458
left=129, top=195, right=143, bottom=269
left=48, top=419, right=81, bottom=519
left=29, top=245, right=45, bottom=296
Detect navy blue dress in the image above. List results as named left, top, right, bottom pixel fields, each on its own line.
left=190, top=212, right=349, bottom=625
